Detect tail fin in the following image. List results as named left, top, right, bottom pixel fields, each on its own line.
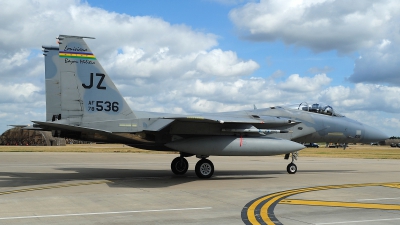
left=46, top=35, right=135, bottom=125
left=43, top=45, right=61, bottom=122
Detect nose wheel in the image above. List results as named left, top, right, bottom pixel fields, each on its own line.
left=287, top=163, right=297, bottom=174
left=286, top=151, right=298, bottom=174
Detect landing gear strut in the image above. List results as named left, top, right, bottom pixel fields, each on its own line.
left=285, top=151, right=298, bottom=174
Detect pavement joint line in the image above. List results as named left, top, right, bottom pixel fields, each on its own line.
left=0, top=207, right=213, bottom=220
left=357, top=197, right=400, bottom=201
left=0, top=180, right=113, bottom=196
left=241, top=182, right=400, bottom=225
left=315, top=217, right=400, bottom=225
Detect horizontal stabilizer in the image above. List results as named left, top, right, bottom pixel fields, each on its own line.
left=8, top=125, right=30, bottom=128
left=32, top=121, right=111, bottom=134
left=7, top=125, right=43, bottom=130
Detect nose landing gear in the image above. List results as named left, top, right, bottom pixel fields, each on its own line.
left=285, top=151, right=298, bottom=174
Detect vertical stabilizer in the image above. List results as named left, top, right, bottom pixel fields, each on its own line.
left=43, top=45, right=61, bottom=122
left=54, top=35, right=135, bottom=124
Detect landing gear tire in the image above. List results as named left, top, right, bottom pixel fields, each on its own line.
left=171, top=157, right=189, bottom=175
left=287, top=163, right=297, bottom=174
left=195, top=159, right=214, bottom=179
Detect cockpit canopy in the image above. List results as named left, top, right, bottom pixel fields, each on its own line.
left=298, top=102, right=344, bottom=117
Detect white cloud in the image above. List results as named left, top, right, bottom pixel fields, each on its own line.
left=383, top=118, right=400, bottom=129
left=319, top=84, right=400, bottom=113
left=229, top=0, right=400, bottom=53
left=349, top=40, right=400, bottom=85
left=229, top=0, right=400, bottom=86
left=107, top=46, right=197, bottom=78
left=278, top=74, right=332, bottom=92
left=0, top=0, right=218, bottom=54
left=378, top=39, right=391, bottom=50
left=0, top=83, right=42, bottom=103
left=195, top=49, right=259, bottom=77
left=106, top=47, right=258, bottom=79
left=0, top=50, right=43, bottom=83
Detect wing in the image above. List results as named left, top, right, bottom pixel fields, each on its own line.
left=164, top=114, right=299, bottom=126
left=163, top=113, right=300, bottom=135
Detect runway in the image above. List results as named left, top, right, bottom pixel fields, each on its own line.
left=0, top=152, right=399, bottom=224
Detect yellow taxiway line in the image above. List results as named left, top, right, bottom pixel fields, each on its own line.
left=242, top=182, right=400, bottom=225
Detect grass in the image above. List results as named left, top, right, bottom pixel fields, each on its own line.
left=0, top=144, right=399, bottom=159
left=300, top=144, right=400, bottom=159
left=0, top=144, right=173, bottom=154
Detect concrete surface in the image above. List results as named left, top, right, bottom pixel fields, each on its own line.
left=0, top=152, right=399, bottom=224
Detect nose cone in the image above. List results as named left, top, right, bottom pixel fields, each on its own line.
left=363, top=124, right=389, bottom=143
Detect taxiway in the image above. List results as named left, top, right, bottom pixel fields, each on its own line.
left=0, top=152, right=399, bottom=224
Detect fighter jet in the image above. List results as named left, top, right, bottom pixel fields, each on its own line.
left=34, top=35, right=388, bottom=178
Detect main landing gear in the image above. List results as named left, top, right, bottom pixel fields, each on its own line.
left=170, top=154, right=214, bottom=179
left=171, top=157, right=188, bottom=175
left=195, top=158, right=214, bottom=179
left=172, top=151, right=299, bottom=178
left=285, top=151, right=298, bottom=174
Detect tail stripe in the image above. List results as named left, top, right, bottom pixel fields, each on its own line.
left=59, top=51, right=96, bottom=59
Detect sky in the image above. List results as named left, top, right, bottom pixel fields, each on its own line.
left=0, top=0, right=400, bottom=137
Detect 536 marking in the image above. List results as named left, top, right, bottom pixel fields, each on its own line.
left=87, top=101, right=119, bottom=112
